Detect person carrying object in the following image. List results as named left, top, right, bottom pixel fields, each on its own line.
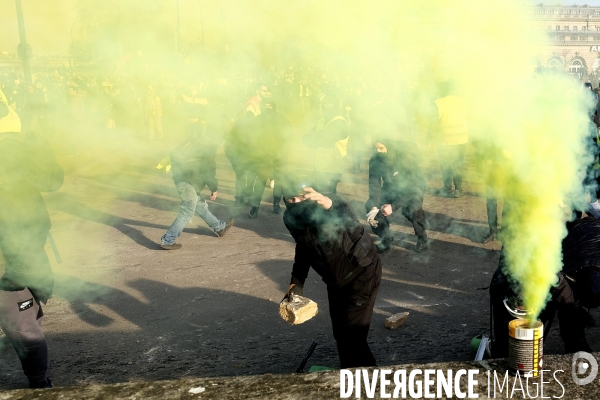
left=366, top=137, right=428, bottom=252
left=282, top=173, right=381, bottom=368
left=160, top=122, right=233, bottom=250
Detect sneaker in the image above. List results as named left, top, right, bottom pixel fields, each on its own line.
left=249, top=206, right=259, bottom=219
left=29, top=378, right=52, bottom=389
left=434, top=187, right=454, bottom=197
left=273, top=204, right=282, bottom=214
left=376, top=237, right=394, bottom=253
left=481, top=231, right=497, bottom=244
left=216, top=218, right=234, bottom=237
left=416, top=237, right=429, bottom=252
left=453, top=189, right=464, bottom=198
left=592, top=200, right=600, bottom=211
left=160, top=243, right=182, bottom=250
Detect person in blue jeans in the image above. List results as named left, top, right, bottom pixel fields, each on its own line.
left=161, top=123, right=233, bottom=249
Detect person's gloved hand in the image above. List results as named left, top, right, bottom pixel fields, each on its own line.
left=283, top=283, right=304, bottom=302
left=366, top=208, right=379, bottom=228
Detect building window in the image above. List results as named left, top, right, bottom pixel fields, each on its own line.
left=594, top=36, right=600, bottom=40
left=582, top=11, right=588, bottom=16
left=545, top=9, right=552, bottom=15
left=583, top=27, right=587, bottom=32
left=596, top=10, right=600, bottom=16
left=570, top=59, right=584, bottom=74
left=554, top=10, right=559, bottom=15
left=574, top=26, right=578, bottom=31
left=581, top=36, right=588, bottom=41
left=565, top=26, right=570, bottom=31
left=548, top=59, right=563, bottom=70
left=571, top=36, right=578, bottom=40
left=557, top=25, right=561, bottom=30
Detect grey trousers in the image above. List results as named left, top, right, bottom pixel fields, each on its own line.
left=0, top=288, right=48, bottom=385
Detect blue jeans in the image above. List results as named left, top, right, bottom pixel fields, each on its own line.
left=161, top=182, right=225, bottom=245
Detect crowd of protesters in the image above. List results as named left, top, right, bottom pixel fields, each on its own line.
left=5, top=60, right=600, bottom=389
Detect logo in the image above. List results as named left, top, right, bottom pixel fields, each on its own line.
left=572, top=351, right=598, bottom=386
left=17, top=298, right=34, bottom=312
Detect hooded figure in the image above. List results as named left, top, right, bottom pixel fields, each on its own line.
left=366, top=138, right=428, bottom=252
left=282, top=173, right=381, bottom=368
left=0, top=97, right=62, bottom=388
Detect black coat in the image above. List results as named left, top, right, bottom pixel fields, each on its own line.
left=0, top=133, right=60, bottom=303
left=562, top=217, right=600, bottom=274
left=366, top=141, right=426, bottom=211
left=283, top=195, right=379, bottom=288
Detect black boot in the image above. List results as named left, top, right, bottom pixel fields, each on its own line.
left=376, top=237, right=394, bottom=253
left=416, top=236, right=429, bottom=252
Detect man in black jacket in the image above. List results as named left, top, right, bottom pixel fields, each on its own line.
left=224, top=116, right=253, bottom=207
left=0, top=98, right=61, bottom=388
left=160, top=123, right=233, bottom=249
left=366, top=139, right=428, bottom=252
left=246, top=100, right=292, bottom=218
left=490, top=216, right=600, bottom=357
left=282, top=174, right=381, bottom=368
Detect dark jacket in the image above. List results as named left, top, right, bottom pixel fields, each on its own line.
left=170, top=125, right=223, bottom=194
left=562, top=217, right=600, bottom=274
left=283, top=195, right=379, bottom=288
left=224, top=116, right=255, bottom=166
left=366, top=141, right=426, bottom=211
left=255, top=109, right=291, bottom=166
left=0, top=133, right=62, bottom=304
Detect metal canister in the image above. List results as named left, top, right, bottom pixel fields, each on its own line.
left=508, top=319, right=543, bottom=377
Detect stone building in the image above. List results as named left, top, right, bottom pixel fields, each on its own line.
left=530, top=4, right=600, bottom=82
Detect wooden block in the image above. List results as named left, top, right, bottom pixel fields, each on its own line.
left=385, top=312, right=409, bottom=329
left=279, top=296, right=318, bottom=325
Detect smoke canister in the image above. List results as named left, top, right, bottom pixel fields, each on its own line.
left=508, top=319, right=543, bottom=377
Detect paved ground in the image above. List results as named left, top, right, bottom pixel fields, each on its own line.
left=1, top=132, right=598, bottom=389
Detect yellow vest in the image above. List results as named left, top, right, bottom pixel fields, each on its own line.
left=435, top=95, right=469, bottom=145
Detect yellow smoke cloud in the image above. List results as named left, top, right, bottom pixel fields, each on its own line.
left=37, top=0, right=594, bottom=318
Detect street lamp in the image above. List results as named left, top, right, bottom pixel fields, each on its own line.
left=71, top=19, right=82, bottom=69
left=176, top=0, right=181, bottom=52
left=15, top=0, right=32, bottom=84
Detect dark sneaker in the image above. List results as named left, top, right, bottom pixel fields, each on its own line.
left=453, top=189, right=464, bottom=198
left=416, top=237, right=429, bottom=252
left=376, top=237, right=394, bottom=253
left=434, top=187, right=454, bottom=197
left=29, top=378, right=52, bottom=389
left=216, top=218, right=234, bottom=237
left=249, top=206, right=259, bottom=219
left=161, top=243, right=182, bottom=250
left=481, top=231, right=497, bottom=244
left=273, top=204, right=282, bottom=214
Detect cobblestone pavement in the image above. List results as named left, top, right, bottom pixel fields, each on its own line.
left=1, top=135, right=598, bottom=389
